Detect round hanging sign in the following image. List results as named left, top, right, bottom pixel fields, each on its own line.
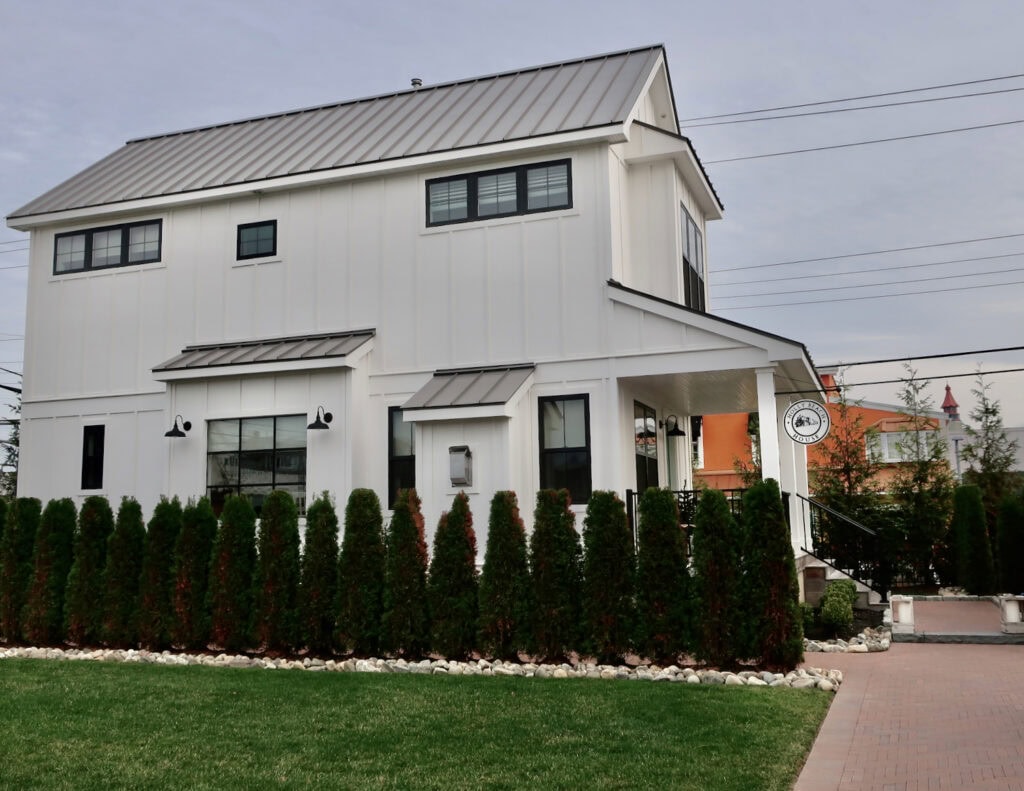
left=782, top=400, right=831, bottom=445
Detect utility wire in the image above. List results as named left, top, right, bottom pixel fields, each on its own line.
left=0, top=239, right=27, bottom=247
left=704, top=118, right=1024, bottom=165
left=820, top=345, right=1024, bottom=369
left=778, top=366, right=1024, bottom=395
left=0, top=264, right=29, bottom=271
left=0, top=248, right=29, bottom=255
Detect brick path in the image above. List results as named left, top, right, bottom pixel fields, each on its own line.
left=796, top=603, right=1024, bottom=790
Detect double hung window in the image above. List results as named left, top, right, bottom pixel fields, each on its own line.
left=54, top=220, right=162, bottom=274
left=538, top=394, right=591, bottom=504
left=388, top=407, right=415, bottom=508
left=680, top=205, right=705, bottom=312
left=634, top=401, right=659, bottom=492
left=427, top=160, right=571, bottom=226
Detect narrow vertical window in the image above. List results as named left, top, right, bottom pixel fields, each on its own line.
left=634, top=401, right=659, bottom=492
left=539, top=394, right=591, bottom=504
left=388, top=407, right=416, bottom=508
left=81, top=425, right=105, bottom=490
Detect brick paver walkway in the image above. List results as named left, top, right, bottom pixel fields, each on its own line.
left=796, top=617, right=1024, bottom=789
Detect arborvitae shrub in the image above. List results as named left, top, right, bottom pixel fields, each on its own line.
left=137, top=497, right=183, bottom=650
left=997, top=492, right=1024, bottom=594
left=0, top=497, right=42, bottom=642
left=818, top=580, right=857, bottom=638
left=0, top=498, right=7, bottom=576
left=581, top=491, right=635, bottom=664
left=691, top=488, right=743, bottom=668
left=428, top=492, right=479, bottom=660
left=336, top=489, right=385, bottom=656
left=953, top=484, right=995, bottom=595
left=635, top=488, right=688, bottom=662
left=529, top=489, right=581, bottom=661
left=22, top=498, right=77, bottom=646
left=382, top=489, right=430, bottom=658
left=65, top=496, right=114, bottom=646
left=478, top=491, right=532, bottom=660
left=171, top=497, right=218, bottom=650
left=299, top=493, right=339, bottom=654
left=207, top=495, right=257, bottom=652
left=101, top=497, right=146, bottom=647
left=741, top=479, right=803, bottom=670
left=253, top=490, right=301, bottom=653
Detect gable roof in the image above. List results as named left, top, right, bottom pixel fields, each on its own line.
left=10, top=45, right=669, bottom=221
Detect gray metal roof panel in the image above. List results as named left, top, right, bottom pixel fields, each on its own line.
left=404, top=365, right=535, bottom=410
left=152, top=330, right=374, bottom=372
left=10, top=46, right=665, bottom=219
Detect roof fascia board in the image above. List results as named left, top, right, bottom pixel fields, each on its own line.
left=403, top=404, right=513, bottom=422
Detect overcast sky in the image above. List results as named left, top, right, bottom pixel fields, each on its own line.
left=2, top=0, right=1023, bottom=453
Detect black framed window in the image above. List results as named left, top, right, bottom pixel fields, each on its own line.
left=680, top=204, right=705, bottom=312
left=237, top=220, right=277, bottom=260
left=634, top=401, right=659, bottom=492
left=54, top=220, right=162, bottom=274
left=207, top=415, right=306, bottom=515
left=539, top=394, right=591, bottom=504
left=427, top=160, right=571, bottom=226
left=81, top=425, right=105, bottom=490
left=388, top=407, right=415, bottom=508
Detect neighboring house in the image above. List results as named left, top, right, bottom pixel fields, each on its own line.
left=7, top=45, right=822, bottom=559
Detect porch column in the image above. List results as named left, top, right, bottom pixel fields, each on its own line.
left=755, top=367, right=782, bottom=483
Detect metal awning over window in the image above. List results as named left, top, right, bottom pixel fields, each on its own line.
left=403, top=364, right=535, bottom=421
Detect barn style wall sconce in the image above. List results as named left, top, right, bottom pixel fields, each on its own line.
left=660, top=415, right=686, bottom=437
left=165, top=415, right=192, bottom=438
left=307, top=406, right=333, bottom=430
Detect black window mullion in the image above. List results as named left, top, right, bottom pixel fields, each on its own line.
left=516, top=165, right=527, bottom=213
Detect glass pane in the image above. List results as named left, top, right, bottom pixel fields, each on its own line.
left=563, top=397, right=586, bottom=448
left=275, top=415, right=306, bottom=449
left=477, top=171, right=517, bottom=216
left=91, top=229, right=123, bottom=267
left=526, top=164, right=568, bottom=210
left=429, top=179, right=468, bottom=223
left=274, top=485, right=307, bottom=516
left=208, top=419, right=239, bottom=452
left=239, top=450, right=274, bottom=484
left=207, top=452, right=238, bottom=487
left=542, top=400, right=566, bottom=449
left=274, top=449, right=306, bottom=485
left=687, top=218, right=697, bottom=265
left=55, top=234, right=87, bottom=272
left=239, top=223, right=275, bottom=257
left=237, top=486, right=272, bottom=517
left=240, top=417, right=274, bottom=450
left=390, top=409, right=414, bottom=457
left=128, top=223, right=160, bottom=262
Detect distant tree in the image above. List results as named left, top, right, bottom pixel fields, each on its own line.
left=742, top=479, right=803, bottom=670
left=529, top=489, right=582, bottom=661
left=22, top=498, right=77, bottom=646
left=428, top=492, right=479, bottom=660
left=691, top=488, right=743, bottom=668
left=0, top=378, right=19, bottom=498
left=336, top=489, right=385, bottom=656
left=635, top=488, right=688, bottom=662
left=997, top=492, right=1024, bottom=594
left=298, top=492, right=339, bottom=654
left=580, top=491, right=635, bottom=664
left=382, top=489, right=430, bottom=658
left=207, top=495, right=257, bottom=652
left=65, top=496, right=114, bottom=645
left=478, top=491, right=532, bottom=660
left=101, top=498, right=146, bottom=648
left=950, top=484, right=995, bottom=595
left=170, top=498, right=218, bottom=650
left=137, top=497, right=183, bottom=650
left=0, top=497, right=41, bottom=642
left=253, top=490, right=301, bottom=653
left=733, top=412, right=763, bottom=486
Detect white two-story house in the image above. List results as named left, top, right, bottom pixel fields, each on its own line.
left=7, top=45, right=822, bottom=557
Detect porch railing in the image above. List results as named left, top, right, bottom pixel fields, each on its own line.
left=625, top=488, right=746, bottom=555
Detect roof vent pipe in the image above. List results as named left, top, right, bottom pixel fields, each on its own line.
left=411, top=77, right=423, bottom=89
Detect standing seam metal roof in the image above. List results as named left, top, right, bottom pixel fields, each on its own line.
left=11, top=46, right=665, bottom=219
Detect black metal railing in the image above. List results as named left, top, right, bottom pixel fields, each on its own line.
left=625, top=488, right=746, bottom=555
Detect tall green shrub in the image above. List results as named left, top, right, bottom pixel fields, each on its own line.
left=997, top=492, right=1024, bottom=594
left=478, top=491, right=532, bottom=660
left=383, top=489, right=430, bottom=658
left=207, top=495, right=257, bottom=652
left=170, top=498, right=218, bottom=650
left=336, top=489, right=385, bottom=656
left=691, top=489, right=743, bottom=668
left=65, top=495, right=114, bottom=646
left=22, top=498, right=77, bottom=646
left=741, top=479, right=803, bottom=670
left=529, top=489, right=581, bottom=661
left=428, top=492, right=479, bottom=660
left=581, top=491, right=635, bottom=664
left=101, top=497, right=146, bottom=648
left=0, top=496, right=41, bottom=642
left=952, top=484, right=995, bottom=595
left=299, top=492, right=339, bottom=654
left=635, top=488, right=688, bottom=662
left=137, top=497, right=183, bottom=650
left=253, top=490, right=300, bottom=653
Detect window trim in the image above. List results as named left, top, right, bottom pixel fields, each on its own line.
left=54, top=219, right=162, bottom=275
left=236, top=219, right=278, bottom=261
left=538, top=393, right=592, bottom=505
left=388, top=406, right=416, bottom=508
left=426, top=159, right=572, bottom=227
left=81, top=424, right=105, bottom=491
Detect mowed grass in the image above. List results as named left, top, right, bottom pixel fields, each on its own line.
left=0, top=658, right=830, bottom=790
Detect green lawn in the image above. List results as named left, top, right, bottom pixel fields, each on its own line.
left=0, top=659, right=830, bottom=790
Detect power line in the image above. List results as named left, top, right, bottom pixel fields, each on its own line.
left=0, top=248, right=29, bottom=255
left=0, top=239, right=27, bottom=247
left=820, top=345, right=1024, bottom=369
left=704, top=118, right=1024, bottom=165
left=0, top=264, right=29, bottom=271
left=714, top=232, right=1024, bottom=273
left=775, top=366, right=1024, bottom=395
left=678, top=72, right=1024, bottom=122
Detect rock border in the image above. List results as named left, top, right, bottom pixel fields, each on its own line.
left=804, top=626, right=891, bottom=654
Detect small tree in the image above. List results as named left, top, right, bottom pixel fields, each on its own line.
left=22, top=498, right=77, bottom=646
left=635, top=488, right=688, bottom=662
left=137, top=497, right=183, bottom=650
left=997, top=492, right=1024, bottom=594
left=298, top=492, right=339, bottom=654
left=207, top=495, right=257, bottom=652
left=336, top=489, right=385, bottom=656
left=742, top=479, right=803, bottom=670
left=691, top=488, right=743, bottom=667
left=65, top=496, right=114, bottom=646
left=478, top=491, right=531, bottom=660
left=529, top=489, right=582, bottom=661
left=253, top=490, right=301, bottom=653
left=0, top=497, right=41, bottom=642
left=0, top=378, right=19, bottom=499
left=580, top=491, right=635, bottom=664
left=101, top=497, right=146, bottom=648
left=428, top=492, right=479, bottom=660
left=170, top=497, right=218, bottom=650
left=950, top=484, right=995, bottom=595
left=382, top=489, right=430, bottom=658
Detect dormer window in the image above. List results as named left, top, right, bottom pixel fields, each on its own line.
left=54, top=220, right=162, bottom=274
left=427, top=160, right=571, bottom=226
left=237, top=220, right=277, bottom=260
